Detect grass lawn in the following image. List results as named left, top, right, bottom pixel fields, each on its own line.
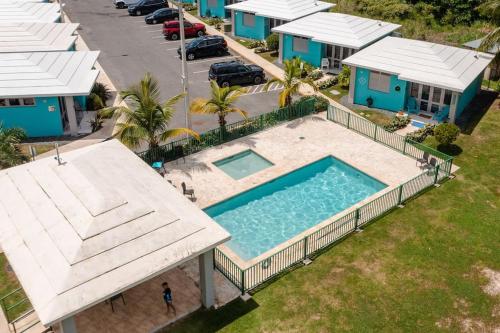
left=320, top=84, right=349, bottom=102
left=482, top=79, right=500, bottom=92
left=258, top=51, right=278, bottom=64
left=19, top=143, right=58, bottom=157
left=166, top=97, right=500, bottom=332
left=353, top=109, right=393, bottom=127
left=0, top=254, right=30, bottom=321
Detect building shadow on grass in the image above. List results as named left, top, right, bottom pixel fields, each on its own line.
left=456, top=90, right=498, bottom=135
left=160, top=298, right=259, bottom=333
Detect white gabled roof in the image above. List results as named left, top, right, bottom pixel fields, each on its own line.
left=0, top=2, right=61, bottom=23
left=0, top=22, right=78, bottom=53
left=272, top=12, right=401, bottom=49
left=343, top=37, right=494, bottom=93
left=0, top=0, right=48, bottom=3
left=225, top=0, right=335, bottom=21
left=0, top=51, right=99, bottom=98
left=0, top=139, right=231, bottom=326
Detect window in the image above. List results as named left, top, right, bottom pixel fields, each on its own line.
left=0, top=99, right=5, bottom=106
left=292, top=36, right=308, bottom=53
left=208, top=0, right=217, bottom=6
left=410, top=82, right=419, bottom=97
left=443, top=90, right=452, bottom=105
left=368, top=71, right=391, bottom=93
left=0, top=98, right=36, bottom=107
left=242, top=13, right=255, bottom=27
left=9, top=98, right=20, bottom=106
left=23, top=98, right=35, bottom=106
left=421, top=85, right=430, bottom=100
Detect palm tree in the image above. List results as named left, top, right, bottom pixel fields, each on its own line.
left=479, top=27, right=500, bottom=90
left=0, top=125, right=28, bottom=169
left=264, top=57, right=318, bottom=107
left=106, top=73, right=199, bottom=149
left=190, top=80, right=248, bottom=130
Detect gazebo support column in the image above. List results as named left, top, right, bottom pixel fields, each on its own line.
left=59, top=316, right=78, bottom=333
left=448, top=91, right=460, bottom=124
left=64, top=96, right=79, bottom=136
left=198, top=249, right=215, bottom=308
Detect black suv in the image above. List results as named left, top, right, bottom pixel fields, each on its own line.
left=178, top=35, right=228, bottom=61
left=209, top=61, right=265, bottom=87
left=128, top=0, right=166, bottom=16
left=145, top=8, right=178, bottom=24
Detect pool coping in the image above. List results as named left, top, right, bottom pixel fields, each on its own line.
left=203, top=153, right=397, bottom=270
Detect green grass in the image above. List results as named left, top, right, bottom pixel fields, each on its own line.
left=258, top=51, right=278, bottom=64
left=353, top=109, right=393, bottom=127
left=482, top=79, right=500, bottom=92
left=166, top=97, right=500, bottom=332
left=320, top=84, right=349, bottom=102
left=0, top=254, right=31, bottom=322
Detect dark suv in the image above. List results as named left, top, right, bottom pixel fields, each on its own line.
left=178, top=36, right=228, bottom=60
left=145, top=8, right=178, bottom=24
left=209, top=61, right=265, bottom=87
left=128, top=0, right=166, bottom=16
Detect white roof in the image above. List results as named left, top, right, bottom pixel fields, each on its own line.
left=0, top=0, right=48, bottom=3
left=0, top=22, right=78, bottom=53
left=0, top=51, right=99, bottom=98
left=343, top=36, right=494, bottom=92
left=0, top=140, right=231, bottom=326
left=225, top=0, right=335, bottom=21
left=272, top=12, right=400, bottom=49
left=0, top=2, right=61, bottom=23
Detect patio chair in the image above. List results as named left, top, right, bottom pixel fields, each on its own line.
left=107, top=293, right=126, bottom=313
left=433, top=105, right=450, bottom=122
left=406, top=97, right=419, bottom=114
left=181, top=182, right=195, bottom=199
left=424, top=157, right=438, bottom=174
left=321, top=58, right=330, bottom=71
left=416, top=151, right=430, bottom=167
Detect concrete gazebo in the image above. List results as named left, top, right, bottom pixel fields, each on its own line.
left=0, top=140, right=231, bottom=332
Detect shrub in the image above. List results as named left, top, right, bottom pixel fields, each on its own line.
left=337, top=65, right=351, bottom=89
left=318, top=77, right=338, bottom=90
left=254, top=46, right=268, bottom=53
left=265, top=33, right=279, bottom=51
left=383, top=115, right=411, bottom=132
left=406, top=124, right=435, bottom=143
left=433, top=123, right=460, bottom=146
left=247, top=40, right=264, bottom=49
left=207, top=17, right=223, bottom=28
left=307, top=69, right=323, bottom=81
left=87, top=82, right=112, bottom=111
left=183, top=4, right=197, bottom=11
left=300, top=62, right=314, bottom=78
left=298, top=95, right=329, bottom=113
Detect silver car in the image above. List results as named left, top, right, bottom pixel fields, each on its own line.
left=113, top=0, right=139, bottom=9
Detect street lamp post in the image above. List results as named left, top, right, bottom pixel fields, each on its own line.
left=176, top=1, right=192, bottom=131
left=59, top=0, right=66, bottom=23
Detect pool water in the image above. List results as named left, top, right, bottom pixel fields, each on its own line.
left=411, top=120, right=426, bottom=128
left=205, top=156, right=387, bottom=260
left=213, top=150, right=273, bottom=180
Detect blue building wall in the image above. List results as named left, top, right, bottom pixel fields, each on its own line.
left=234, top=11, right=268, bottom=40
left=456, top=72, right=482, bottom=119
left=199, top=0, right=225, bottom=17
left=74, top=95, right=87, bottom=111
left=0, top=97, right=63, bottom=137
left=282, top=34, right=324, bottom=67
left=353, top=67, right=408, bottom=112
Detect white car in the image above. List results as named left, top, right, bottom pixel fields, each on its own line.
left=113, top=0, right=139, bottom=9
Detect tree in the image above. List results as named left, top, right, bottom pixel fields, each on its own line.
left=106, top=73, right=199, bottom=149
left=190, top=80, right=248, bottom=131
left=434, top=123, right=460, bottom=146
left=264, top=57, right=317, bottom=107
left=337, top=65, right=351, bottom=89
left=87, top=82, right=112, bottom=111
left=266, top=33, right=279, bottom=52
left=0, top=125, right=28, bottom=169
left=479, top=27, right=500, bottom=90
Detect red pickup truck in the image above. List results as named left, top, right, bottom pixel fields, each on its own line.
left=163, top=20, right=206, bottom=40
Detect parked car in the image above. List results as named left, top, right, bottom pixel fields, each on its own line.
left=163, top=20, right=205, bottom=40
left=209, top=61, right=265, bottom=87
left=145, top=8, right=178, bottom=24
left=128, top=0, right=167, bottom=16
left=113, top=0, right=138, bottom=9
left=177, top=35, right=228, bottom=60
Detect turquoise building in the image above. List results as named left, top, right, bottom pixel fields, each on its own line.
left=343, top=37, right=494, bottom=123
left=0, top=51, right=100, bottom=137
left=225, top=0, right=334, bottom=40
left=272, top=13, right=400, bottom=72
left=198, top=0, right=227, bottom=18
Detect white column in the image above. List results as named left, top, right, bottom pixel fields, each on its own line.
left=64, top=96, right=78, bottom=136
left=448, top=91, right=460, bottom=123
left=231, top=10, right=235, bottom=36
left=198, top=250, right=215, bottom=308
left=278, top=33, right=283, bottom=64
left=348, top=66, right=356, bottom=104
left=59, top=316, right=78, bottom=333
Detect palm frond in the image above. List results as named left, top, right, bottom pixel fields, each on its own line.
left=159, top=127, right=200, bottom=142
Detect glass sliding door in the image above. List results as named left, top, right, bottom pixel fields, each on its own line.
left=410, top=82, right=452, bottom=114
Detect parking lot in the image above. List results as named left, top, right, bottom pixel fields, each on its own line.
left=64, top=0, right=283, bottom=133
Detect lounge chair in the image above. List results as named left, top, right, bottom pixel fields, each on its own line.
left=406, top=97, right=419, bottom=114
left=416, top=151, right=430, bottom=167
left=424, top=157, right=438, bottom=174
left=433, top=105, right=450, bottom=122
left=181, top=182, right=195, bottom=199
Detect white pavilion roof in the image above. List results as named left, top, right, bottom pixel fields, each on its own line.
left=0, top=140, right=231, bottom=326
left=0, top=22, right=78, bottom=53
left=272, top=12, right=401, bottom=49
left=0, top=2, right=61, bottom=23
left=225, top=0, right=334, bottom=21
left=0, top=51, right=99, bottom=98
left=343, top=36, right=494, bottom=92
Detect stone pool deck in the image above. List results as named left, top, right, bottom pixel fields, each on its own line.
left=165, top=113, right=423, bottom=209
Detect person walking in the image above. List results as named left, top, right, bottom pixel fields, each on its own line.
left=162, top=282, right=177, bottom=316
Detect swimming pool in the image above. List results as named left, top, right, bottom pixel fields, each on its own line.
left=205, top=156, right=387, bottom=260
left=213, top=150, right=273, bottom=180
left=411, top=120, right=426, bottom=128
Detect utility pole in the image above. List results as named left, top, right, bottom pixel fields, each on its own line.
left=176, top=1, right=192, bottom=130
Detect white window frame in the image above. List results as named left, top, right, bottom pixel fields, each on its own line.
left=368, top=71, right=391, bottom=93
left=0, top=98, right=36, bottom=107
left=292, top=36, right=309, bottom=53
left=242, top=12, right=255, bottom=27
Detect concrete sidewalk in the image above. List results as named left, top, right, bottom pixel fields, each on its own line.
left=181, top=8, right=353, bottom=113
